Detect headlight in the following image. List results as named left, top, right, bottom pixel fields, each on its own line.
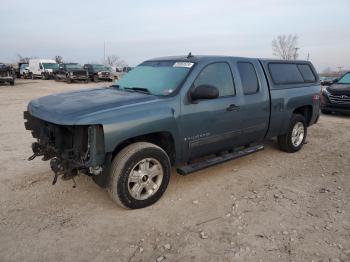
left=322, top=87, right=329, bottom=95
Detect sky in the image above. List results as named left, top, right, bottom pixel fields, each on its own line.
left=0, top=0, right=349, bottom=72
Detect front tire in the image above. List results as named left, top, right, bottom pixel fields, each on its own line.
left=107, top=142, right=171, bottom=209
left=277, top=114, right=307, bottom=153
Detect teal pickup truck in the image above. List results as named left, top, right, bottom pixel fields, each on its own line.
left=24, top=55, right=321, bottom=209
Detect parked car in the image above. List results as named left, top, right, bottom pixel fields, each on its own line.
left=321, top=71, right=350, bottom=114
left=54, top=63, right=89, bottom=83
left=29, top=59, right=59, bottom=79
left=24, top=55, right=320, bottom=209
left=83, top=64, right=114, bottom=82
left=0, top=63, right=15, bottom=85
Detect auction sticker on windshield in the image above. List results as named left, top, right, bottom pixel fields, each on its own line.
left=173, top=62, right=194, bottom=68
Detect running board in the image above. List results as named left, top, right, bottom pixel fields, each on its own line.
left=176, top=144, right=264, bottom=176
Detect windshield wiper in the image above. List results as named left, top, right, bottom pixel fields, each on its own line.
left=124, top=87, right=151, bottom=94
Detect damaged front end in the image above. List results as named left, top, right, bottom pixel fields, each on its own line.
left=24, top=111, right=106, bottom=186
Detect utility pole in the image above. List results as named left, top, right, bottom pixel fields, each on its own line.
left=337, top=66, right=343, bottom=75
left=103, top=41, right=106, bottom=65
left=293, top=47, right=299, bottom=60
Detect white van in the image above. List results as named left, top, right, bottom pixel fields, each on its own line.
left=29, top=59, right=59, bottom=79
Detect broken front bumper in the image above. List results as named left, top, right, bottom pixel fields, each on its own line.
left=24, top=111, right=106, bottom=183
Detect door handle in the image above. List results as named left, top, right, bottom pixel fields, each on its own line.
left=227, top=104, right=240, bottom=111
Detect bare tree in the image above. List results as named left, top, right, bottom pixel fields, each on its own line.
left=17, top=54, right=31, bottom=63
left=54, top=56, right=63, bottom=64
left=104, top=55, right=127, bottom=67
left=272, top=34, right=299, bottom=60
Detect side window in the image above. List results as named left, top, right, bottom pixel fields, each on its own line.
left=269, top=63, right=304, bottom=84
left=237, top=62, right=259, bottom=95
left=297, top=64, right=316, bottom=82
left=194, top=62, right=235, bottom=97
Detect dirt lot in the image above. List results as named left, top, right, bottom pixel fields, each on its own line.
left=0, top=79, right=349, bottom=262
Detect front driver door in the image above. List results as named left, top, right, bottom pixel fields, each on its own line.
left=180, top=62, right=243, bottom=160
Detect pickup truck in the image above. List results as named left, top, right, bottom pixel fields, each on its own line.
left=24, top=55, right=321, bottom=209
left=83, top=64, right=114, bottom=82
left=0, top=63, right=15, bottom=86
left=54, top=63, right=89, bottom=83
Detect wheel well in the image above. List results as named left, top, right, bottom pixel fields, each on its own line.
left=112, top=132, right=176, bottom=164
left=293, top=105, right=313, bottom=126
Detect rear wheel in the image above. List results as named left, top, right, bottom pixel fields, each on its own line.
left=278, top=114, right=307, bottom=153
left=107, top=142, right=171, bottom=209
left=10, top=80, right=14, bottom=86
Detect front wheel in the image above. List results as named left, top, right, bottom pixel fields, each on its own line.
left=277, top=114, right=307, bottom=153
left=107, top=142, right=171, bottom=209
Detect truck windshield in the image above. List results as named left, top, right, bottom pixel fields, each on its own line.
left=43, top=63, right=59, bottom=69
left=338, top=73, right=350, bottom=84
left=66, top=64, right=83, bottom=70
left=115, top=61, right=193, bottom=96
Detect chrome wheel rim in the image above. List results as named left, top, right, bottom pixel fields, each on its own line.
left=291, top=122, right=305, bottom=147
left=127, top=158, right=163, bottom=200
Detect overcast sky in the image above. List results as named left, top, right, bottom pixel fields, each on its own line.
left=1, top=0, right=349, bottom=71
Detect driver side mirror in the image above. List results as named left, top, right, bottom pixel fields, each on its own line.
left=189, top=85, right=219, bottom=101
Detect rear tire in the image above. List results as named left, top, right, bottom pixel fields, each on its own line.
left=10, top=80, right=14, bottom=86
left=107, top=142, right=171, bottom=209
left=277, top=114, right=307, bottom=153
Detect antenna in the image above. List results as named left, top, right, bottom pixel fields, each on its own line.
left=187, top=52, right=193, bottom=59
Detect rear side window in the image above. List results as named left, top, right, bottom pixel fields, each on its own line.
left=194, top=62, right=235, bottom=97
left=237, top=62, right=259, bottom=95
left=269, top=63, right=316, bottom=85
left=297, top=64, right=316, bottom=82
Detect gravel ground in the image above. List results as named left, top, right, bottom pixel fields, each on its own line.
left=0, top=79, right=349, bottom=262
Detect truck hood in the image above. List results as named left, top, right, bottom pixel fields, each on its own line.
left=327, top=84, right=350, bottom=95
left=28, top=87, right=159, bottom=125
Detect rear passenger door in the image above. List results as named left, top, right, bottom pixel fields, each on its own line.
left=235, top=60, right=270, bottom=144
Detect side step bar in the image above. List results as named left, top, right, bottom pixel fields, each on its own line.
left=176, top=144, right=264, bottom=176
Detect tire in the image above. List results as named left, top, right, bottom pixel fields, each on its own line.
left=321, top=109, right=331, bottom=114
left=107, top=142, right=171, bottom=209
left=10, top=80, right=14, bottom=86
left=93, top=75, right=98, bottom=82
left=277, top=114, right=307, bottom=153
